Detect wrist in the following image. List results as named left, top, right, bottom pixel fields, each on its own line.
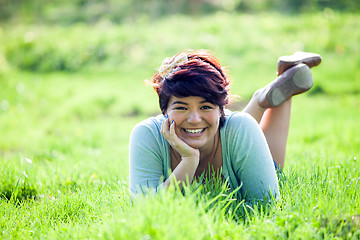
left=181, top=151, right=200, bottom=165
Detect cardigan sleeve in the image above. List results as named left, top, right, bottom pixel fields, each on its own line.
left=225, top=112, right=280, bottom=202
left=129, top=118, right=167, bottom=194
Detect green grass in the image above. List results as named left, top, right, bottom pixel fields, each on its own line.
left=1, top=11, right=360, bottom=239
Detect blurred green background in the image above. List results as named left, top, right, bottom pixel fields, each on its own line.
left=1, top=0, right=359, bottom=188
left=1, top=0, right=360, bottom=24
left=0, top=0, right=359, bottom=187
left=0, top=0, right=359, bottom=239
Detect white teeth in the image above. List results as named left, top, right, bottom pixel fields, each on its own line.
left=184, top=128, right=204, bottom=134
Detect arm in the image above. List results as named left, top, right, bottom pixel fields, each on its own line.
left=229, top=113, right=279, bottom=201
left=160, top=117, right=200, bottom=189
left=129, top=117, right=200, bottom=194
left=129, top=120, right=166, bottom=194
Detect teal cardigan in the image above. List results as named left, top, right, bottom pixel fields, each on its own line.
left=129, top=110, right=279, bottom=201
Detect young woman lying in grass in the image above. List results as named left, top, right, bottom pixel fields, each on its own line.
left=129, top=50, right=321, bottom=201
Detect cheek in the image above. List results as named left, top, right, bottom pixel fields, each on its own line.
left=167, top=111, right=183, bottom=126
left=208, top=111, right=221, bottom=126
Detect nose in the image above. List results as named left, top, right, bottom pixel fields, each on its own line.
left=187, top=110, right=201, bottom=124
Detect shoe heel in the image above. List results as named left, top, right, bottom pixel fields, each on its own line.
left=293, top=64, right=313, bottom=90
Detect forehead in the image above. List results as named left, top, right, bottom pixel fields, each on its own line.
left=169, top=96, right=209, bottom=104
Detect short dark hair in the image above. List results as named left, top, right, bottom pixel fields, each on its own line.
left=151, top=50, right=231, bottom=127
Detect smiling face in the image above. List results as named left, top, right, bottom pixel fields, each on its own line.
left=165, top=96, right=221, bottom=152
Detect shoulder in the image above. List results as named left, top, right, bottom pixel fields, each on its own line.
left=131, top=114, right=164, bottom=137
left=221, top=109, right=265, bottom=149
left=129, top=114, right=169, bottom=160
left=130, top=114, right=165, bottom=145
left=222, top=109, right=259, bottom=134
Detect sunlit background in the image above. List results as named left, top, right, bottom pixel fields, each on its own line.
left=0, top=1, right=359, bottom=239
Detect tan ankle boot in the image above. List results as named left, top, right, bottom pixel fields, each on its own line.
left=277, top=51, right=322, bottom=76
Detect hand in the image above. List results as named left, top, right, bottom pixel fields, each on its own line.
left=161, top=116, right=200, bottom=159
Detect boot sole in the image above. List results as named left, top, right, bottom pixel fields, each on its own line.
left=268, top=64, right=313, bottom=107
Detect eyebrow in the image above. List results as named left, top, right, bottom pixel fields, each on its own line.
left=171, top=100, right=211, bottom=105
left=172, top=101, right=188, bottom=105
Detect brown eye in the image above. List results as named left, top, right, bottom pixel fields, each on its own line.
left=201, top=106, right=212, bottom=110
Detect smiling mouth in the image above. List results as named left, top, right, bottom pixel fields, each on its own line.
left=183, top=128, right=205, bottom=134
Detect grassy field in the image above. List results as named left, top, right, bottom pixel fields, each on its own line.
left=1, top=11, right=360, bottom=239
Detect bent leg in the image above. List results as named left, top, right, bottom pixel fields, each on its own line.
left=242, top=91, right=291, bottom=169
left=259, top=99, right=291, bottom=169
left=242, top=89, right=267, bottom=123
left=242, top=52, right=320, bottom=169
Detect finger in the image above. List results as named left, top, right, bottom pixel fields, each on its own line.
left=161, top=118, right=168, bottom=135
left=161, top=116, right=171, bottom=140
left=169, top=120, right=182, bottom=148
left=169, top=120, right=176, bottom=138
left=168, top=120, right=197, bottom=157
